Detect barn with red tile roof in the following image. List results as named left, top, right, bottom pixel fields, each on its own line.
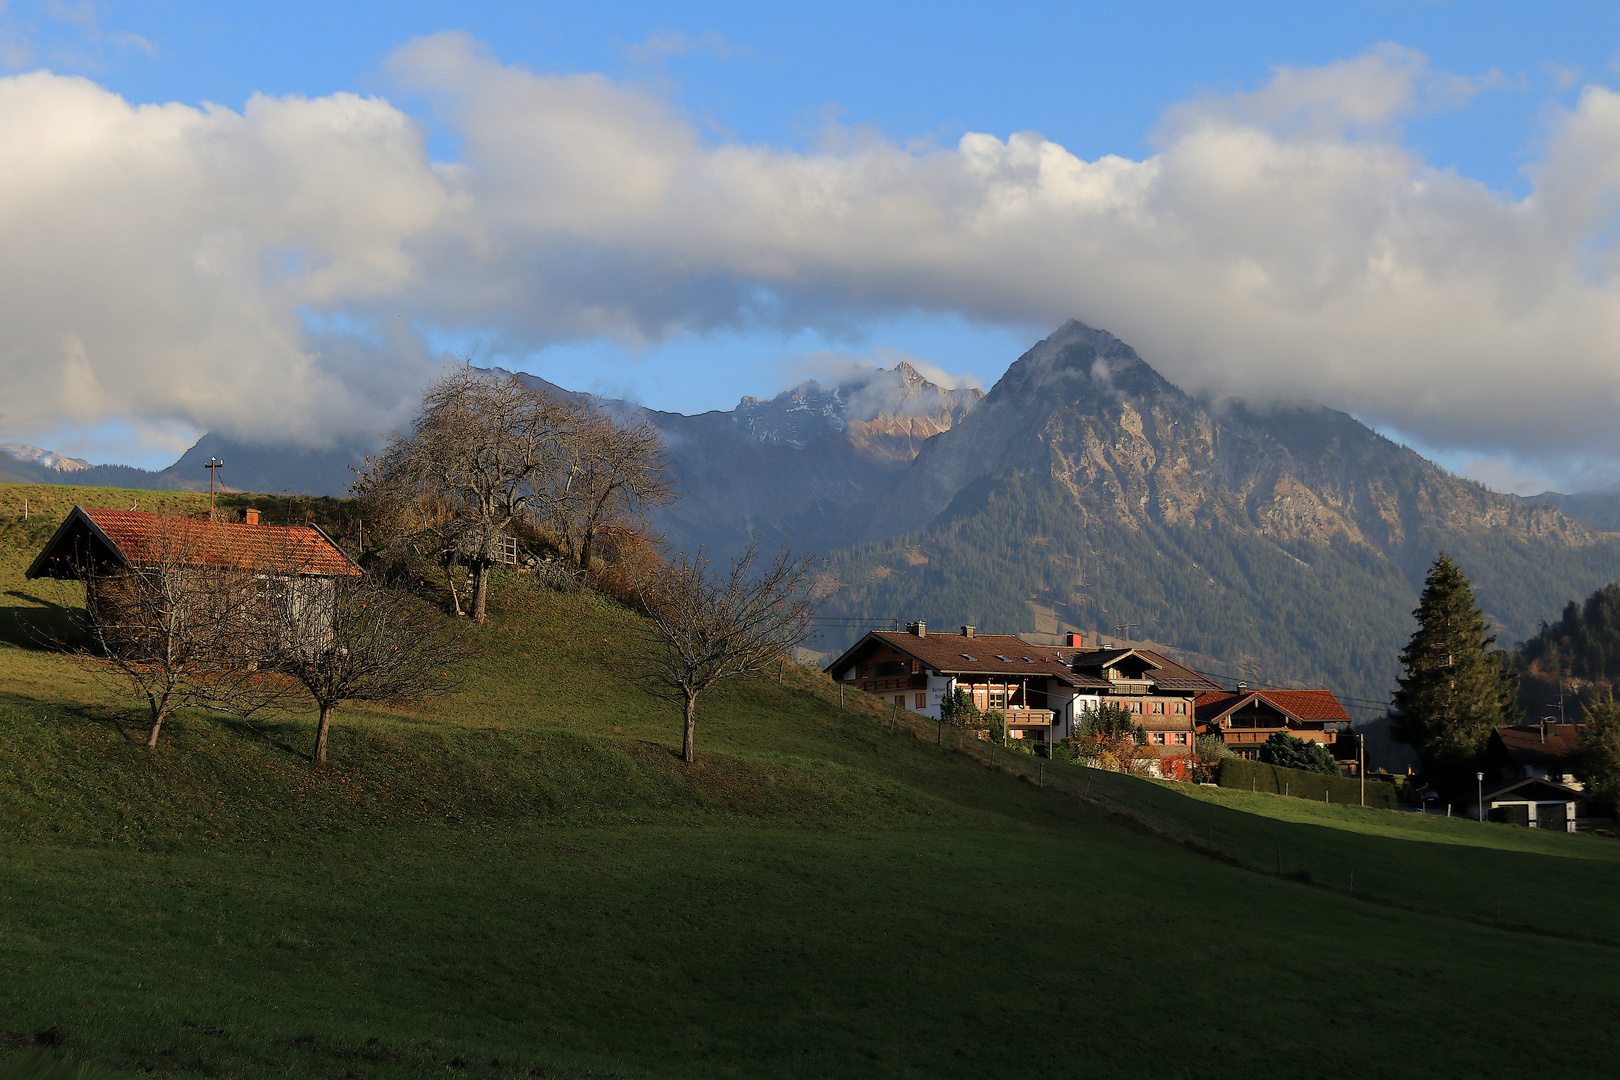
left=27, top=506, right=360, bottom=582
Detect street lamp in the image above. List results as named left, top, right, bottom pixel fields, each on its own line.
left=1477, top=771, right=1485, bottom=823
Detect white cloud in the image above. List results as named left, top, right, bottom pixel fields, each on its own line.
left=623, top=29, right=733, bottom=66
left=6, top=34, right=1620, bottom=486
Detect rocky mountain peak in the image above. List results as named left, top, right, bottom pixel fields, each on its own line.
left=0, top=443, right=92, bottom=472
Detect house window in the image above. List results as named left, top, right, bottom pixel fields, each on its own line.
left=915, top=693, right=926, bottom=710
left=1127, top=700, right=1143, bottom=713
left=895, top=695, right=906, bottom=708
left=1152, top=732, right=1166, bottom=745
left=1175, top=702, right=1187, bottom=715
left=988, top=688, right=1006, bottom=709
left=1175, top=733, right=1188, bottom=745
left=1152, top=701, right=1165, bottom=714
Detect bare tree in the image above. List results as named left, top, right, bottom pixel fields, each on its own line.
left=360, top=367, right=674, bottom=619
left=547, top=409, right=673, bottom=570
left=73, top=526, right=295, bottom=748
left=637, top=544, right=822, bottom=763
left=281, top=573, right=472, bottom=765
left=358, top=366, right=582, bottom=624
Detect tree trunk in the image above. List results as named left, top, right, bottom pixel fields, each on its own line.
left=682, top=692, right=698, bottom=763
left=314, top=703, right=334, bottom=765
left=579, top=528, right=593, bottom=571
left=145, top=693, right=170, bottom=748
left=471, top=562, right=490, bottom=624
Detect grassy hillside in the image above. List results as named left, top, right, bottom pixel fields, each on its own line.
left=3, top=485, right=1620, bottom=1078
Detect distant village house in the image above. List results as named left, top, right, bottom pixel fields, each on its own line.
left=823, top=622, right=1223, bottom=752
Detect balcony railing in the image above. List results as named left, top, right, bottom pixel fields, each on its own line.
left=853, top=674, right=927, bottom=693
left=1003, top=708, right=1054, bottom=726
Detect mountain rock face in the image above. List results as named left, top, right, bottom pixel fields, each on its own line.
left=818, top=321, right=1620, bottom=703
left=1518, top=481, right=1620, bottom=533
left=0, top=444, right=91, bottom=472
left=636, top=362, right=982, bottom=557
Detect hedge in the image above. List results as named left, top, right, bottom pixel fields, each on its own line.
left=1218, top=757, right=1398, bottom=810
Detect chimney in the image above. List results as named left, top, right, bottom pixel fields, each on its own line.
left=1065, top=632, right=1083, bottom=648
left=1542, top=718, right=1554, bottom=743
left=1237, top=681, right=1248, bottom=694
left=242, top=507, right=260, bottom=526
left=907, top=620, right=927, bottom=638
left=960, top=625, right=976, bottom=639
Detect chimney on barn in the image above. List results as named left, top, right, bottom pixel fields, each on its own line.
left=1065, top=632, right=1083, bottom=648
left=907, top=620, right=927, bottom=637
left=960, top=625, right=976, bottom=639
left=242, top=507, right=261, bottom=526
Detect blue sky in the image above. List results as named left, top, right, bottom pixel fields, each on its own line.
left=5, top=1, right=1620, bottom=491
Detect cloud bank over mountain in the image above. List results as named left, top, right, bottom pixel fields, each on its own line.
left=3, top=34, right=1620, bottom=482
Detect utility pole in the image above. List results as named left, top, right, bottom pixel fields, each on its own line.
left=1110, top=622, right=1138, bottom=643
left=1358, top=733, right=1367, bottom=807
left=203, top=456, right=225, bottom=521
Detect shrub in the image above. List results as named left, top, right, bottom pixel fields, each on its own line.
left=1218, top=757, right=1397, bottom=809
left=986, top=710, right=1007, bottom=746
left=1257, top=732, right=1339, bottom=775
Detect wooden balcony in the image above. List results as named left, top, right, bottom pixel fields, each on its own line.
left=854, top=674, right=927, bottom=694
left=1004, top=708, right=1054, bottom=727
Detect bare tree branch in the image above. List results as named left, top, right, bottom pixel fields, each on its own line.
left=281, top=573, right=473, bottom=765
left=64, top=521, right=303, bottom=747
left=636, top=543, right=823, bottom=762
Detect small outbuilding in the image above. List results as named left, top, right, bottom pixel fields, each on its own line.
left=1467, top=776, right=1584, bottom=832
left=26, top=506, right=361, bottom=642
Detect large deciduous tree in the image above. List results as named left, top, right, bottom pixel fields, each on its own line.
left=637, top=544, right=820, bottom=763
left=1392, top=553, right=1519, bottom=771
left=546, top=409, right=673, bottom=571
left=281, top=572, right=471, bottom=765
left=359, top=367, right=671, bottom=623
left=360, top=367, right=582, bottom=624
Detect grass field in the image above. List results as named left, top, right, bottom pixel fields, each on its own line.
left=2, top=484, right=1620, bottom=1078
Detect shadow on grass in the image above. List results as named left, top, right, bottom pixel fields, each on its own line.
left=3, top=590, right=86, bottom=652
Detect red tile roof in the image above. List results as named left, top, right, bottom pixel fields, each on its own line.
left=31, top=507, right=360, bottom=578
left=1196, top=688, right=1351, bottom=724
left=1494, top=723, right=1584, bottom=769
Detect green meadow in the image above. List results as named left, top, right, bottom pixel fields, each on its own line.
left=2, top=484, right=1619, bottom=1078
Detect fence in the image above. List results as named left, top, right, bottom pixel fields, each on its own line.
left=826, top=684, right=1620, bottom=948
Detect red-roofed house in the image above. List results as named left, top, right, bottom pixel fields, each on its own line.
left=1195, top=688, right=1352, bottom=760
left=27, top=507, right=360, bottom=582
left=27, top=506, right=361, bottom=645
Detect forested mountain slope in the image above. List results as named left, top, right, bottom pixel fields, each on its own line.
left=819, top=322, right=1620, bottom=704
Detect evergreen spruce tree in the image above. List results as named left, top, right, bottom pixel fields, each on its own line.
left=1393, top=553, right=1519, bottom=771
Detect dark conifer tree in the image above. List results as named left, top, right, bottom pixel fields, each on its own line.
left=1393, top=553, right=1519, bottom=770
